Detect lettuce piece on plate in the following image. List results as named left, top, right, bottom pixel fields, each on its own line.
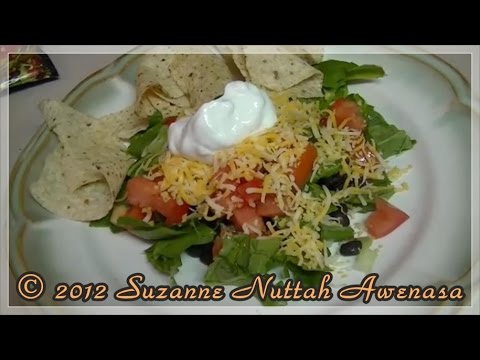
left=142, top=220, right=216, bottom=276
left=314, top=59, right=385, bottom=90
left=347, top=93, right=417, bottom=158
left=204, top=235, right=282, bottom=286
left=126, top=111, right=169, bottom=177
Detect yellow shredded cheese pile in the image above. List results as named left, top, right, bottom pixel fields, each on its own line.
left=146, top=152, right=215, bottom=206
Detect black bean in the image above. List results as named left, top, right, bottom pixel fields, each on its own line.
left=330, top=209, right=350, bottom=227
left=199, top=242, right=214, bottom=265
left=186, top=244, right=204, bottom=258
left=187, top=242, right=215, bottom=265
left=317, top=173, right=347, bottom=191
left=340, top=240, right=362, bottom=256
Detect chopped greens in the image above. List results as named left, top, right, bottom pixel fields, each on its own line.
left=144, top=220, right=216, bottom=276
left=320, top=224, right=355, bottom=242
left=117, top=216, right=215, bottom=242
left=255, top=279, right=288, bottom=307
left=89, top=212, right=112, bottom=228
left=283, top=261, right=329, bottom=287
left=314, top=60, right=385, bottom=90
left=127, top=111, right=169, bottom=177
left=127, top=112, right=165, bottom=158
left=204, top=235, right=282, bottom=286
left=89, top=209, right=125, bottom=233
left=311, top=160, right=342, bottom=183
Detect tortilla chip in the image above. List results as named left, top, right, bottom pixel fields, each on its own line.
left=40, top=99, right=97, bottom=144
left=231, top=54, right=250, bottom=80
left=60, top=138, right=131, bottom=195
left=30, top=148, right=115, bottom=221
left=245, top=54, right=321, bottom=92
left=297, top=53, right=324, bottom=65
left=169, top=54, right=235, bottom=109
left=135, top=91, right=188, bottom=120
left=277, top=45, right=324, bottom=65
left=137, top=54, right=185, bottom=100
left=280, top=73, right=324, bottom=98
left=135, top=54, right=192, bottom=121
left=100, top=105, right=148, bottom=140
left=32, top=100, right=142, bottom=221
left=149, top=89, right=191, bottom=108
left=222, top=54, right=247, bottom=81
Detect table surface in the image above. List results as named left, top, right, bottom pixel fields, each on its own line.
left=5, top=48, right=474, bottom=308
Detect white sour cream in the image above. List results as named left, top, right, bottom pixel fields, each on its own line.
left=168, top=81, right=277, bottom=164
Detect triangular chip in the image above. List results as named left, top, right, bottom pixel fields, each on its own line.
left=135, top=91, right=189, bottom=120
left=231, top=53, right=250, bottom=80
left=136, top=54, right=185, bottom=100
left=245, top=53, right=321, bottom=92
left=99, top=105, right=148, bottom=140
left=30, top=148, right=116, bottom=221
left=281, top=73, right=324, bottom=98
left=135, top=54, right=191, bottom=120
left=169, top=54, right=235, bottom=109
left=297, top=53, right=324, bottom=65
left=32, top=100, right=142, bottom=221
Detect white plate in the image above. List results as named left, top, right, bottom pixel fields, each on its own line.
left=8, top=47, right=476, bottom=314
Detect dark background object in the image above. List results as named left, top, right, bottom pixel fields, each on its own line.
left=7, top=53, right=59, bottom=93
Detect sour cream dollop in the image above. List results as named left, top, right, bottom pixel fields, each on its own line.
left=168, top=81, right=277, bottom=164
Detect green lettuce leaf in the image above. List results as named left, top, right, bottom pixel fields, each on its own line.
left=89, top=212, right=112, bottom=228
left=344, top=186, right=395, bottom=212
left=346, top=94, right=416, bottom=158
left=283, top=261, right=328, bottom=287
left=301, top=60, right=385, bottom=109
left=256, top=280, right=287, bottom=307
left=117, top=216, right=215, bottom=242
left=315, top=60, right=385, bottom=90
left=126, top=112, right=169, bottom=177
left=204, top=235, right=282, bottom=286
left=320, top=224, right=355, bottom=241
left=310, top=160, right=342, bottom=183
left=89, top=209, right=125, bottom=233
left=144, top=220, right=216, bottom=276
left=127, top=111, right=165, bottom=158
left=146, top=250, right=182, bottom=277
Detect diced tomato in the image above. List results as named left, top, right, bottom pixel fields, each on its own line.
left=164, top=116, right=178, bottom=126
left=126, top=176, right=189, bottom=226
left=256, top=195, right=284, bottom=217
left=126, top=177, right=159, bottom=208
left=125, top=206, right=144, bottom=221
left=235, top=178, right=263, bottom=203
left=231, top=205, right=266, bottom=234
left=212, top=236, right=223, bottom=258
left=151, top=196, right=189, bottom=226
left=292, top=144, right=317, bottom=189
left=366, top=198, right=410, bottom=239
left=331, top=99, right=364, bottom=131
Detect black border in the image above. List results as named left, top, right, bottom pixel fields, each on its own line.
left=5, top=9, right=480, bottom=45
